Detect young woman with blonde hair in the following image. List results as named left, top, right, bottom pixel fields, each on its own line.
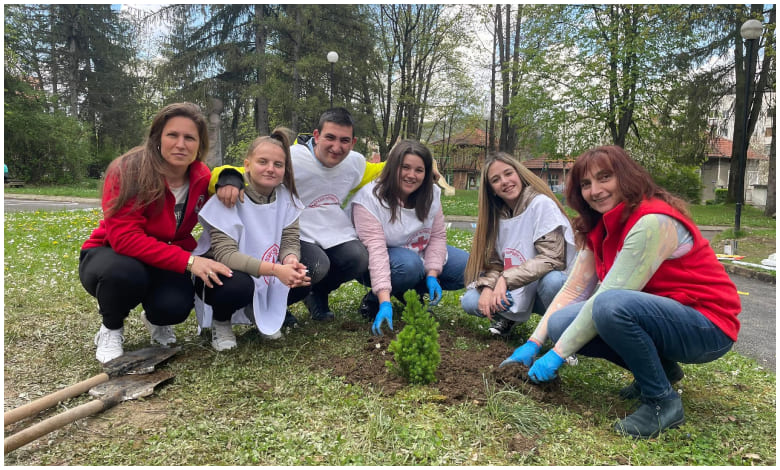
left=461, top=152, right=576, bottom=336
left=192, top=127, right=309, bottom=350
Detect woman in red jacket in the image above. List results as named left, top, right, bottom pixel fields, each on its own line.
left=501, top=145, right=740, bottom=439
left=79, top=102, right=231, bottom=363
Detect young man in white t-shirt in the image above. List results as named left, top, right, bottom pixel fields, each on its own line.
left=214, top=108, right=381, bottom=323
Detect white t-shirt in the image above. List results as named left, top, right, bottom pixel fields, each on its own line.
left=290, top=143, right=366, bottom=248
left=495, top=195, right=576, bottom=321
left=349, top=181, right=441, bottom=257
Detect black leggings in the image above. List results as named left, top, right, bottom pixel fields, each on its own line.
left=194, top=271, right=255, bottom=322
left=79, top=247, right=195, bottom=329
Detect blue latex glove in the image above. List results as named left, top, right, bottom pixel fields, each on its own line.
left=372, top=301, right=393, bottom=335
left=426, top=276, right=442, bottom=306
left=528, top=350, right=566, bottom=383
left=500, top=291, right=514, bottom=312
left=499, top=339, right=541, bottom=368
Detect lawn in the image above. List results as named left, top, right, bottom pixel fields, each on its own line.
left=3, top=206, right=775, bottom=465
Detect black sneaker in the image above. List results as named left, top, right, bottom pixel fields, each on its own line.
left=488, top=316, right=516, bottom=336
left=614, top=397, right=685, bottom=439
left=359, top=292, right=380, bottom=320
left=283, top=311, right=299, bottom=328
left=303, top=292, right=335, bottom=322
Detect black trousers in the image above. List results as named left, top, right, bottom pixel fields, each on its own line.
left=79, top=247, right=195, bottom=330
left=194, top=271, right=255, bottom=322
left=288, top=239, right=369, bottom=304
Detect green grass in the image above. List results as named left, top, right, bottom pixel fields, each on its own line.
left=440, top=189, right=479, bottom=216
left=3, top=210, right=776, bottom=465
left=4, top=180, right=102, bottom=198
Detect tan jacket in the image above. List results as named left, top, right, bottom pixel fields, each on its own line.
left=475, top=186, right=568, bottom=291
left=204, top=175, right=300, bottom=276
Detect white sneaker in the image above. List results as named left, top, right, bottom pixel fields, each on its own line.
left=94, top=325, right=124, bottom=363
left=259, top=329, right=283, bottom=340
left=211, top=320, right=237, bottom=351
left=141, top=311, right=176, bottom=346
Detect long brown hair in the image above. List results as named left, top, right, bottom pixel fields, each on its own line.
left=464, top=152, right=569, bottom=284
left=243, top=126, right=299, bottom=202
left=565, top=145, right=690, bottom=247
left=373, top=140, right=434, bottom=223
left=104, top=102, right=209, bottom=217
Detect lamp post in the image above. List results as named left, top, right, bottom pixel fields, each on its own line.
left=735, top=19, right=763, bottom=253
left=327, top=51, right=339, bottom=107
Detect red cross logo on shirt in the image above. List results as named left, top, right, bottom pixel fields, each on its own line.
left=411, top=236, right=427, bottom=253
left=504, top=247, right=526, bottom=270
left=262, top=244, right=280, bottom=285
left=406, top=229, right=431, bottom=254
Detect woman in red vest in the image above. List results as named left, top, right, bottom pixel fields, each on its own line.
left=500, top=145, right=740, bottom=439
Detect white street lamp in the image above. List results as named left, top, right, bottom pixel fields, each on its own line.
left=327, top=51, right=339, bottom=107
left=734, top=19, right=763, bottom=252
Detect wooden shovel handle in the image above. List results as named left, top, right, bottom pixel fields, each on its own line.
left=4, top=373, right=109, bottom=426
left=4, top=396, right=119, bottom=454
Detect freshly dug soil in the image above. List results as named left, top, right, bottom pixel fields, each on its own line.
left=329, top=321, right=563, bottom=405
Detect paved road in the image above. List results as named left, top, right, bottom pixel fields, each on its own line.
left=4, top=195, right=99, bottom=212
left=731, top=274, right=776, bottom=371
left=5, top=196, right=776, bottom=371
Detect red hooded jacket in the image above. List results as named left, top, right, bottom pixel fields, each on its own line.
left=81, top=160, right=210, bottom=273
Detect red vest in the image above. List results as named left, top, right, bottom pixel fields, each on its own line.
left=587, top=199, right=740, bottom=341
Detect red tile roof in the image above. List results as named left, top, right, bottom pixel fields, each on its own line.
left=707, top=137, right=766, bottom=160
left=520, top=156, right=574, bottom=170
left=429, top=128, right=488, bottom=147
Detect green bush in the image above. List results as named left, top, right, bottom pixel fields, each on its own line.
left=714, top=188, right=728, bottom=205
left=654, top=166, right=703, bottom=204
left=386, top=290, right=441, bottom=385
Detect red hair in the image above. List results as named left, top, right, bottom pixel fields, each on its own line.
left=565, top=146, right=690, bottom=247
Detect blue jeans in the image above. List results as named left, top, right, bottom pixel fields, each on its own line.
left=460, top=269, right=567, bottom=320
left=363, top=245, right=468, bottom=301
left=546, top=289, right=734, bottom=402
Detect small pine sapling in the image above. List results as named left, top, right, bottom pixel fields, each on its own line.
left=386, top=290, right=440, bottom=384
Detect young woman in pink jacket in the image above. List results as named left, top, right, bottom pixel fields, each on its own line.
left=349, top=140, right=469, bottom=335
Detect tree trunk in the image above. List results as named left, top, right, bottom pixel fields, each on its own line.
left=290, top=7, right=302, bottom=133
left=254, top=5, right=269, bottom=136
left=489, top=6, right=497, bottom=152
left=66, top=6, right=80, bottom=118
left=765, top=108, right=776, bottom=217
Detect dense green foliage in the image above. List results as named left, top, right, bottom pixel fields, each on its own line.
left=653, top=166, right=704, bottom=204
left=3, top=3, right=774, bottom=210
left=3, top=74, right=92, bottom=184
left=4, top=5, right=145, bottom=182
left=386, top=290, right=441, bottom=385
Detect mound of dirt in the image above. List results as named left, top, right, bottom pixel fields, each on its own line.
left=328, top=321, right=562, bottom=405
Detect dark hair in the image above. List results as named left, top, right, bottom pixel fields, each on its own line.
left=317, top=107, right=355, bottom=136
left=105, top=102, right=209, bottom=217
left=373, top=140, right=434, bottom=223
left=244, top=126, right=299, bottom=201
left=565, top=145, right=690, bottom=246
